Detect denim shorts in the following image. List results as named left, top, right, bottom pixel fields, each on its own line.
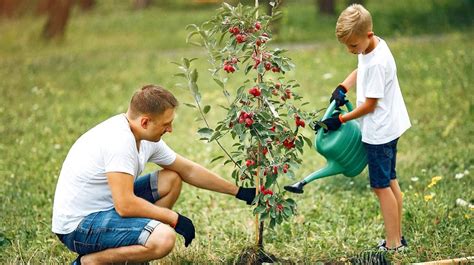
left=57, top=171, right=162, bottom=255
left=363, top=138, right=399, bottom=189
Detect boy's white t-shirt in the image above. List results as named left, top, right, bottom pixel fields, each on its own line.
left=356, top=38, right=411, bottom=145
left=52, top=114, right=176, bottom=234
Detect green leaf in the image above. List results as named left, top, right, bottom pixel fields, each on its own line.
left=214, top=78, right=224, bottom=89
left=209, top=131, right=222, bottom=142
left=183, top=103, right=196, bottom=109
left=260, top=211, right=270, bottom=220
left=245, top=64, right=253, bottom=75
left=188, top=41, right=203, bottom=47
left=197, top=128, right=213, bottom=139
left=183, top=58, right=190, bottom=68
left=218, top=104, right=229, bottom=110
left=283, top=207, right=292, bottom=217
left=198, top=30, right=207, bottom=41
left=286, top=198, right=296, bottom=206
left=203, top=105, right=211, bottom=114
left=269, top=218, right=276, bottom=228
left=191, top=69, right=199, bottom=82
left=185, top=24, right=199, bottom=31
left=210, top=155, right=224, bottom=163
left=253, top=205, right=266, bottom=215
left=174, top=73, right=186, bottom=78
left=287, top=170, right=295, bottom=178
left=303, top=135, right=313, bottom=147
left=257, top=61, right=265, bottom=74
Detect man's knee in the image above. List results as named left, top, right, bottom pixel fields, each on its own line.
left=160, top=170, right=182, bottom=193
left=145, top=224, right=176, bottom=258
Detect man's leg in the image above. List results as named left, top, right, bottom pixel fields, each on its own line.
left=134, top=170, right=182, bottom=209
left=155, top=169, right=182, bottom=209
left=373, top=187, right=401, bottom=249
left=390, top=179, right=403, bottom=238
left=81, top=224, right=176, bottom=264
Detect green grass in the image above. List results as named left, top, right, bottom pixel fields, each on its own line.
left=0, top=1, right=473, bottom=263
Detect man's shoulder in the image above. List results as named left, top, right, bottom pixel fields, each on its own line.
left=82, top=114, right=135, bottom=149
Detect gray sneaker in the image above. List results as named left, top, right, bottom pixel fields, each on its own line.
left=377, top=244, right=407, bottom=252
left=377, top=236, right=408, bottom=248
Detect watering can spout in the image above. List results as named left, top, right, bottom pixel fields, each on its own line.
left=303, top=160, right=344, bottom=183
left=284, top=161, right=344, bottom=194
left=284, top=180, right=307, bottom=194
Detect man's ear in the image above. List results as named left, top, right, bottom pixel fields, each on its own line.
left=140, top=116, right=151, bottom=129
left=367, top=31, right=374, bottom=38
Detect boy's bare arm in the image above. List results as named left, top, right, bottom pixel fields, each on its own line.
left=341, top=69, right=357, bottom=90
left=341, top=97, right=377, bottom=122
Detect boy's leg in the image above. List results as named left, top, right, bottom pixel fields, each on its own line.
left=372, top=187, right=401, bottom=249
left=390, top=179, right=403, bottom=239
left=81, top=224, right=176, bottom=264
left=365, top=139, right=402, bottom=249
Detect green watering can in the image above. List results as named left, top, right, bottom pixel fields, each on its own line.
left=284, top=100, right=367, bottom=193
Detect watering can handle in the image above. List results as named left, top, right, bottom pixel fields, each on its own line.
left=322, top=100, right=354, bottom=120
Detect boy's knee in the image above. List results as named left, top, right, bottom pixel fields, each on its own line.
left=145, top=225, right=176, bottom=258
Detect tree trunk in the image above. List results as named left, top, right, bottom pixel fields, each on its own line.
left=132, top=0, right=151, bottom=10
left=36, top=0, right=53, bottom=16
left=266, top=0, right=283, bottom=35
left=347, top=0, right=365, bottom=5
left=42, top=0, right=74, bottom=40
left=78, top=0, right=95, bottom=11
left=317, top=0, right=335, bottom=15
left=0, top=0, right=22, bottom=18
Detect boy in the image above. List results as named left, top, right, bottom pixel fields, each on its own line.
left=318, top=4, right=411, bottom=251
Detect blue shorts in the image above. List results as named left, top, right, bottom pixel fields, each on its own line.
left=57, top=171, right=162, bottom=255
left=363, top=138, right=399, bottom=189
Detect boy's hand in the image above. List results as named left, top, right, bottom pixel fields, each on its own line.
left=173, top=213, right=195, bottom=247
left=235, top=187, right=256, bottom=205
left=313, top=113, right=344, bottom=132
left=330, top=85, right=348, bottom=107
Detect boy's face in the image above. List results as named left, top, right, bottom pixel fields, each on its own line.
left=343, top=31, right=374, bottom=55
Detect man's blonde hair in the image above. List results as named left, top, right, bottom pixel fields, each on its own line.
left=128, top=84, right=178, bottom=119
left=335, top=4, right=372, bottom=43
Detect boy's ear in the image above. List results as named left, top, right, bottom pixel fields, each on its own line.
left=367, top=31, right=374, bottom=38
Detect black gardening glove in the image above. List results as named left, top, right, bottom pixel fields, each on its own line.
left=235, top=187, right=256, bottom=205
left=173, top=213, right=195, bottom=247
left=313, top=113, right=343, bottom=132
left=329, top=84, right=348, bottom=108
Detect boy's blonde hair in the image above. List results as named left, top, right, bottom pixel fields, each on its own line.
left=335, top=4, right=372, bottom=43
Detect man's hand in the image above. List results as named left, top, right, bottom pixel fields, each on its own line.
left=313, top=113, right=344, bottom=132
left=329, top=85, right=348, bottom=107
left=235, top=187, right=256, bottom=205
left=173, top=213, right=195, bottom=247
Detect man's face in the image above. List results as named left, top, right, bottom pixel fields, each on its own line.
left=143, top=108, right=175, bottom=142
left=343, top=32, right=373, bottom=55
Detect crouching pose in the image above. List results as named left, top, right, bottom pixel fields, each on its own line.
left=52, top=84, right=255, bottom=264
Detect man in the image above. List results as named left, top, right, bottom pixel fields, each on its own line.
left=52, top=85, right=255, bottom=264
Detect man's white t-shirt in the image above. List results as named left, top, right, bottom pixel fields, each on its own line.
left=52, top=114, right=176, bottom=234
left=356, top=38, right=411, bottom=145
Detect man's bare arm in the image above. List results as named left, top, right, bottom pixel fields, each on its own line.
left=107, top=172, right=178, bottom=225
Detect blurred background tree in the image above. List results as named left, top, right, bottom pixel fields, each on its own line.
left=0, top=0, right=472, bottom=41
